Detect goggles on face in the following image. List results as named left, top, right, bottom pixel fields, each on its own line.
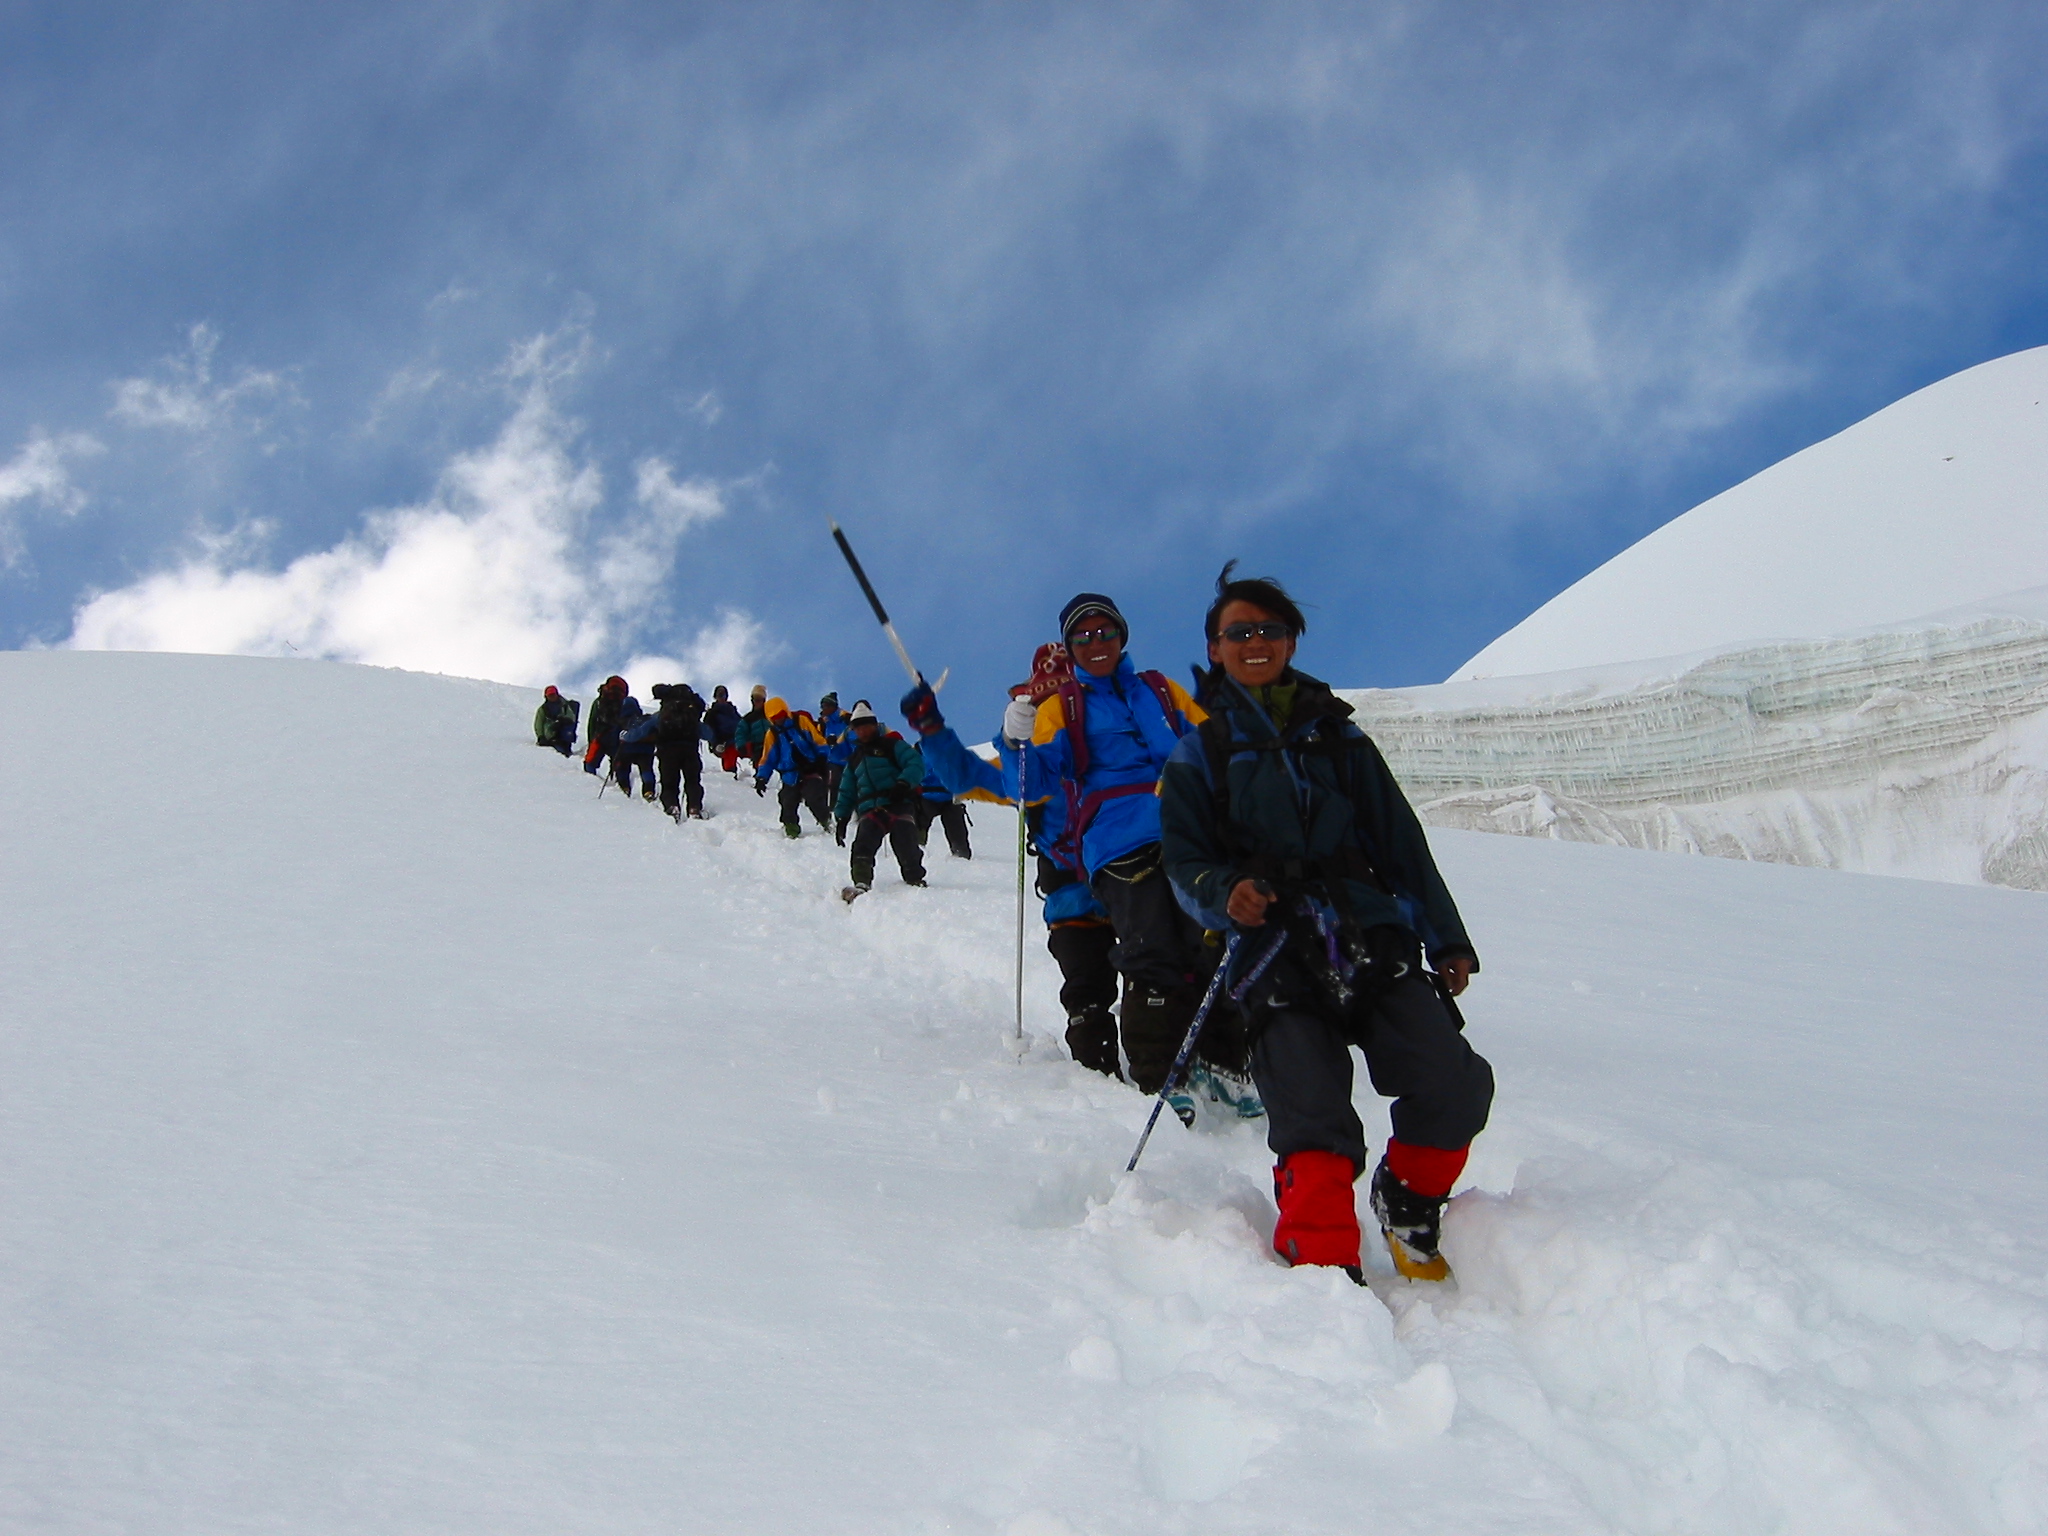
left=1219, top=621, right=1293, bottom=643
left=1067, top=624, right=1121, bottom=646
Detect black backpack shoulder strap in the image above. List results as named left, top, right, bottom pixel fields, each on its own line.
left=1196, top=712, right=1248, bottom=854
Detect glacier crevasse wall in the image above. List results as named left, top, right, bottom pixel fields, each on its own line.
left=1343, top=616, right=2048, bottom=890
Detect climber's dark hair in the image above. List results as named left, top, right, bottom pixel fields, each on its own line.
left=1204, top=560, right=1308, bottom=641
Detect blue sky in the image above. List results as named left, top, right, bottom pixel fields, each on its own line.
left=5, top=2, right=2048, bottom=711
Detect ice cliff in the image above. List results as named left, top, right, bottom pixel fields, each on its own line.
left=1386, top=346, right=2048, bottom=890
left=1348, top=591, right=2048, bottom=890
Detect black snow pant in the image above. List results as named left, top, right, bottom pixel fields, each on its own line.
left=1045, top=920, right=1118, bottom=1018
left=849, top=807, right=927, bottom=887
left=1090, top=844, right=1246, bottom=1092
left=916, top=796, right=972, bottom=858
left=657, top=740, right=704, bottom=816
left=778, top=772, right=831, bottom=832
left=1048, top=918, right=1123, bottom=1077
left=1251, top=974, right=1493, bottom=1176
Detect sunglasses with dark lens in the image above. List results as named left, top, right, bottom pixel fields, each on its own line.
left=1220, top=621, right=1292, bottom=643
left=1067, top=625, right=1120, bottom=646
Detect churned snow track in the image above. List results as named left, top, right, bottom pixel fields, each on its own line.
left=2, top=651, right=2045, bottom=1533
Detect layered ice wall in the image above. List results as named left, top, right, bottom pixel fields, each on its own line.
left=1389, top=347, right=2048, bottom=889
left=1345, top=591, right=2048, bottom=890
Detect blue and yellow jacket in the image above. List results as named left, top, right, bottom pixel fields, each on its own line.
left=918, top=725, right=1013, bottom=804
left=915, top=721, right=1109, bottom=927
left=755, top=710, right=831, bottom=786
left=1019, top=657, right=1205, bottom=878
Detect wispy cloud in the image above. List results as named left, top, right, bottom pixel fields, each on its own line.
left=108, top=323, right=293, bottom=433
left=0, top=431, right=103, bottom=568
left=620, top=608, right=782, bottom=700
left=68, top=330, right=753, bottom=686
left=594, top=455, right=730, bottom=610
left=575, top=3, right=2048, bottom=505
left=359, top=361, right=446, bottom=435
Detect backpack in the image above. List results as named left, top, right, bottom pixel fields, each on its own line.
left=781, top=711, right=829, bottom=767
left=1054, top=669, right=1180, bottom=780
left=1046, top=669, right=1184, bottom=873
left=654, top=685, right=704, bottom=742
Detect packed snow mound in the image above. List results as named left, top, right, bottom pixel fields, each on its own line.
left=1352, top=588, right=2048, bottom=888
left=5, top=649, right=2047, bottom=1533
left=1459, top=345, right=2048, bottom=679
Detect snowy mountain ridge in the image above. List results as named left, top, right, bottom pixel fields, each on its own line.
left=1350, top=587, right=2048, bottom=888
left=3, top=648, right=2045, bottom=1533
left=1387, top=346, right=2048, bottom=889
left=1459, top=344, right=2048, bottom=679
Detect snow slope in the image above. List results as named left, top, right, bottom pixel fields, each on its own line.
left=4, top=650, right=2046, bottom=1534
left=1349, top=588, right=2048, bottom=889
left=1459, top=345, right=2048, bottom=679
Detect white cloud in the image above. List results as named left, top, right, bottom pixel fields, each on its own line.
left=429, top=281, right=478, bottom=311
left=109, top=323, right=290, bottom=432
left=0, top=431, right=103, bottom=566
left=594, top=457, right=730, bottom=610
left=69, top=331, right=753, bottom=688
left=619, top=608, right=780, bottom=700
left=360, top=361, right=446, bottom=435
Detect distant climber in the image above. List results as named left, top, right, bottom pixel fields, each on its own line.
left=533, top=686, right=580, bottom=756
left=583, top=675, right=628, bottom=779
left=818, top=693, right=853, bottom=809
left=612, top=695, right=660, bottom=802
left=705, top=686, right=742, bottom=771
left=735, top=685, right=771, bottom=775
left=833, top=703, right=928, bottom=898
left=650, top=682, right=707, bottom=819
left=915, top=760, right=974, bottom=861
left=754, top=697, right=833, bottom=837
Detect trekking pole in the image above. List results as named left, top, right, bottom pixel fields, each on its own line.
left=1124, top=931, right=1242, bottom=1174
left=1013, top=793, right=1028, bottom=1049
left=829, top=520, right=927, bottom=688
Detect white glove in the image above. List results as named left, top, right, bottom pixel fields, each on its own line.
left=1003, top=697, right=1038, bottom=745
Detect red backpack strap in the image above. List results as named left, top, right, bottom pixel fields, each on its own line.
left=1056, top=678, right=1089, bottom=779
left=1138, top=670, right=1188, bottom=736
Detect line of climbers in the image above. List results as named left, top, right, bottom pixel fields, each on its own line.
left=532, top=677, right=977, bottom=869
left=530, top=564, right=1490, bottom=1286
left=539, top=674, right=715, bottom=820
